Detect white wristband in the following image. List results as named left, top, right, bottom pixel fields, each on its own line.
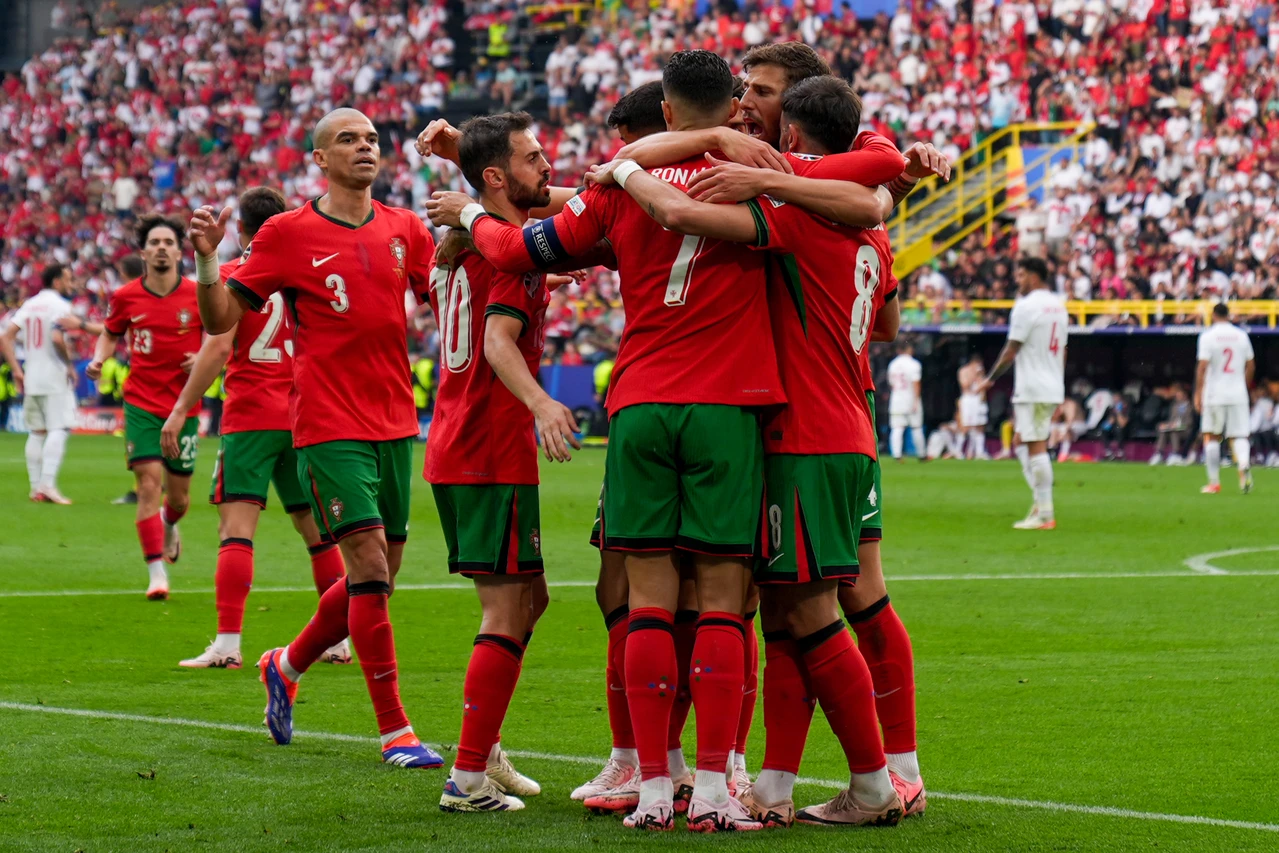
left=613, top=160, right=643, bottom=189
left=459, top=203, right=485, bottom=231
left=195, top=252, right=220, bottom=287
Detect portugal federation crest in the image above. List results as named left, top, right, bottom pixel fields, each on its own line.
left=389, top=237, right=406, bottom=276
left=329, top=497, right=345, bottom=521
left=529, top=528, right=541, bottom=556
left=177, top=308, right=193, bottom=333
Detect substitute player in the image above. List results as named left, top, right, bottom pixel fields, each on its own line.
left=164, top=187, right=350, bottom=670
left=1195, top=302, right=1255, bottom=494
left=886, top=341, right=924, bottom=461
left=86, top=215, right=202, bottom=600
left=980, top=258, right=1067, bottom=529
left=192, top=108, right=442, bottom=770
left=426, top=113, right=563, bottom=812
left=1, top=264, right=103, bottom=504
left=958, top=353, right=990, bottom=459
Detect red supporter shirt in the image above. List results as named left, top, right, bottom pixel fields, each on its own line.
left=226, top=199, right=432, bottom=448
left=218, top=255, right=294, bottom=434
left=468, top=156, right=788, bottom=415
left=424, top=246, right=550, bottom=485
left=104, top=276, right=202, bottom=418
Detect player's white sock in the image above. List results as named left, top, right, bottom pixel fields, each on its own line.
left=851, top=767, right=896, bottom=807
left=638, top=774, right=674, bottom=809
left=38, top=428, right=68, bottom=490
left=610, top=747, right=638, bottom=767
left=1015, top=444, right=1033, bottom=489
left=967, top=430, right=982, bottom=459
left=753, top=769, right=796, bottom=804
left=1233, top=438, right=1251, bottom=472
left=379, top=725, right=414, bottom=747
left=889, top=426, right=904, bottom=458
left=24, top=432, right=45, bottom=491
left=911, top=427, right=926, bottom=458
left=147, top=559, right=168, bottom=589
left=1057, top=437, right=1071, bottom=461
left=886, top=751, right=920, bottom=784
left=733, top=751, right=746, bottom=771
left=279, top=647, right=303, bottom=681
left=450, top=766, right=487, bottom=794
left=667, top=747, right=689, bottom=778
left=1204, top=440, right=1221, bottom=485
left=693, top=769, right=730, bottom=804
left=212, top=633, right=240, bottom=655
left=1029, top=453, right=1054, bottom=518
left=945, top=430, right=964, bottom=458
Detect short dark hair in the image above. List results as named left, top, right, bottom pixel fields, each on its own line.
left=119, top=255, right=145, bottom=279
left=662, top=50, right=734, bottom=115
left=742, top=42, right=832, bottom=89
left=1018, top=257, right=1049, bottom=282
left=608, top=82, right=666, bottom=137
left=457, top=111, right=535, bottom=193
left=239, top=187, right=287, bottom=239
left=732, top=76, right=746, bottom=100
left=41, top=264, right=67, bottom=289
left=1212, top=301, right=1230, bottom=319
left=134, top=213, right=186, bottom=249
left=781, top=76, right=862, bottom=155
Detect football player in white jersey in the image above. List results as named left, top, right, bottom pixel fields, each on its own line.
left=1194, top=302, right=1255, bottom=494
left=1, top=265, right=103, bottom=503
left=887, top=340, right=925, bottom=460
left=957, top=353, right=989, bottom=459
left=980, top=258, right=1067, bottom=529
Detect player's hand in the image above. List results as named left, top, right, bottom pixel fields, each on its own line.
left=416, top=119, right=461, bottom=164
left=85, top=359, right=102, bottom=381
left=160, top=412, right=184, bottom=459
left=687, top=155, right=772, bottom=204
left=903, top=142, right=951, bottom=182
left=11, top=365, right=23, bottom=394
left=532, top=397, right=581, bottom=463
left=180, top=352, right=197, bottom=373
left=978, top=378, right=994, bottom=394
left=426, top=191, right=472, bottom=229
left=716, top=130, right=793, bottom=174
left=585, top=160, right=623, bottom=187
left=546, top=270, right=586, bottom=290
left=65, top=363, right=78, bottom=387
left=190, top=205, right=231, bottom=258
left=1193, top=394, right=1202, bottom=414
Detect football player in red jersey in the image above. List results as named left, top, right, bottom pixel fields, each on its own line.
left=191, top=108, right=443, bottom=770
left=159, top=187, right=349, bottom=671
left=87, top=214, right=203, bottom=601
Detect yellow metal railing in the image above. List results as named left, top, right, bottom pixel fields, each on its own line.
left=889, top=122, right=1096, bottom=279
left=896, top=299, right=1279, bottom=329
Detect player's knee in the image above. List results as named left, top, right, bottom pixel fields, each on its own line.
left=341, top=534, right=389, bottom=583
left=530, top=576, right=550, bottom=624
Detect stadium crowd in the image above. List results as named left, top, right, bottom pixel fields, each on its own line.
left=3, top=0, right=1279, bottom=367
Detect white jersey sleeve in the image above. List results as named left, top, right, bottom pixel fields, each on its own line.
left=12, top=291, right=75, bottom=396
left=1008, top=289, right=1067, bottom=404
left=1199, top=324, right=1252, bottom=406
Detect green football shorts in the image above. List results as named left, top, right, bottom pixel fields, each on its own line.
left=601, top=403, right=763, bottom=557
left=431, top=483, right=544, bottom=577
left=860, top=390, right=884, bottom=543
left=124, top=402, right=198, bottom=475
left=297, top=438, right=413, bottom=542
left=209, top=429, right=309, bottom=513
left=754, top=452, right=875, bottom=585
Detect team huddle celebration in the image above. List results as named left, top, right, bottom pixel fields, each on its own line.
left=4, top=0, right=1277, bottom=848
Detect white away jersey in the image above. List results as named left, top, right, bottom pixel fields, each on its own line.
left=1197, top=322, right=1253, bottom=406
left=1008, top=288, right=1067, bottom=404
left=886, top=354, right=922, bottom=415
left=9, top=290, right=74, bottom=395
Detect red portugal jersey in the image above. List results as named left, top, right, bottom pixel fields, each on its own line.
left=218, top=254, right=294, bottom=434
left=104, top=276, right=203, bottom=418
left=748, top=151, right=900, bottom=457
left=424, top=246, right=550, bottom=485
left=468, top=156, right=785, bottom=415
left=225, top=199, right=433, bottom=447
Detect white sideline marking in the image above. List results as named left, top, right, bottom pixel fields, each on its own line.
left=1, top=701, right=1276, bottom=834
left=1183, top=545, right=1279, bottom=576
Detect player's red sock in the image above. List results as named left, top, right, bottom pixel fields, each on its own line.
left=604, top=605, right=634, bottom=750
left=307, top=541, right=345, bottom=594
left=348, top=581, right=409, bottom=736
left=801, top=622, right=885, bottom=774
left=160, top=500, right=187, bottom=526
left=690, top=612, right=746, bottom=772
left=761, top=632, right=814, bottom=774
left=136, top=512, right=164, bottom=563
left=625, top=607, right=677, bottom=779
left=666, top=609, right=697, bottom=751
left=286, top=578, right=350, bottom=675
left=734, top=611, right=759, bottom=756
left=215, top=538, right=254, bottom=634
left=455, top=634, right=524, bottom=773
left=848, top=596, right=917, bottom=754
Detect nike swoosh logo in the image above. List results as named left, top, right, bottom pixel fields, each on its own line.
left=374, top=670, right=395, bottom=680
left=874, top=687, right=901, bottom=698
left=311, top=253, right=340, bottom=267
left=767, top=552, right=785, bottom=567
left=608, top=685, right=625, bottom=692
left=130, top=315, right=147, bottom=323
left=862, top=510, right=879, bottom=521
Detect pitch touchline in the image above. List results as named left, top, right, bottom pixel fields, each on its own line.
left=0, top=701, right=1275, bottom=834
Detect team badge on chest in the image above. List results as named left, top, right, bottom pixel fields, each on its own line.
left=177, top=308, right=193, bottom=333
left=389, top=237, right=406, bottom=278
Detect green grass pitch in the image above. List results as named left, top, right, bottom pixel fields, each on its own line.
left=1, top=433, right=1276, bottom=851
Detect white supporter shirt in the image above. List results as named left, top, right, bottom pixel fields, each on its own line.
left=1197, top=322, right=1253, bottom=406
left=887, top=355, right=923, bottom=415
left=9, top=289, right=74, bottom=395
left=1008, top=288, right=1067, bottom=404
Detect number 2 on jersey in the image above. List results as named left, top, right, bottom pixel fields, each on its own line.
left=430, top=265, right=473, bottom=373
left=249, top=293, right=294, bottom=363
left=1222, top=347, right=1234, bottom=373
left=849, top=245, right=880, bottom=354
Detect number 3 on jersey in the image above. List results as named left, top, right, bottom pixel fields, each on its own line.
left=429, top=265, right=473, bottom=373
left=849, top=245, right=880, bottom=354
left=326, top=273, right=348, bottom=314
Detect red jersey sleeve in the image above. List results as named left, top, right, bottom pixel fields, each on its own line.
left=225, top=218, right=288, bottom=311
left=747, top=197, right=812, bottom=254
left=104, top=287, right=131, bottom=336
left=485, top=269, right=541, bottom=332
left=799, top=133, right=905, bottom=185
left=407, top=214, right=435, bottom=304
left=469, top=186, right=612, bottom=273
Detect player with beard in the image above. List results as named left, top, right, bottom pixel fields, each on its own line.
left=87, top=215, right=203, bottom=601
left=192, top=108, right=443, bottom=770
left=426, top=113, right=562, bottom=813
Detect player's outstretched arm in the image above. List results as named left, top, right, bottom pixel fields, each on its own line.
left=160, top=330, right=234, bottom=459
left=484, top=314, right=581, bottom=463
left=591, top=160, right=759, bottom=243
left=871, top=296, right=901, bottom=343
left=0, top=322, right=23, bottom=390
left=615, top=127, right=792, bottom=174
left=684, top=156, right=892, bottom=228
left=55, top=313, right=105, bottom=336
left=428, top=191, right=604, bottom=273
